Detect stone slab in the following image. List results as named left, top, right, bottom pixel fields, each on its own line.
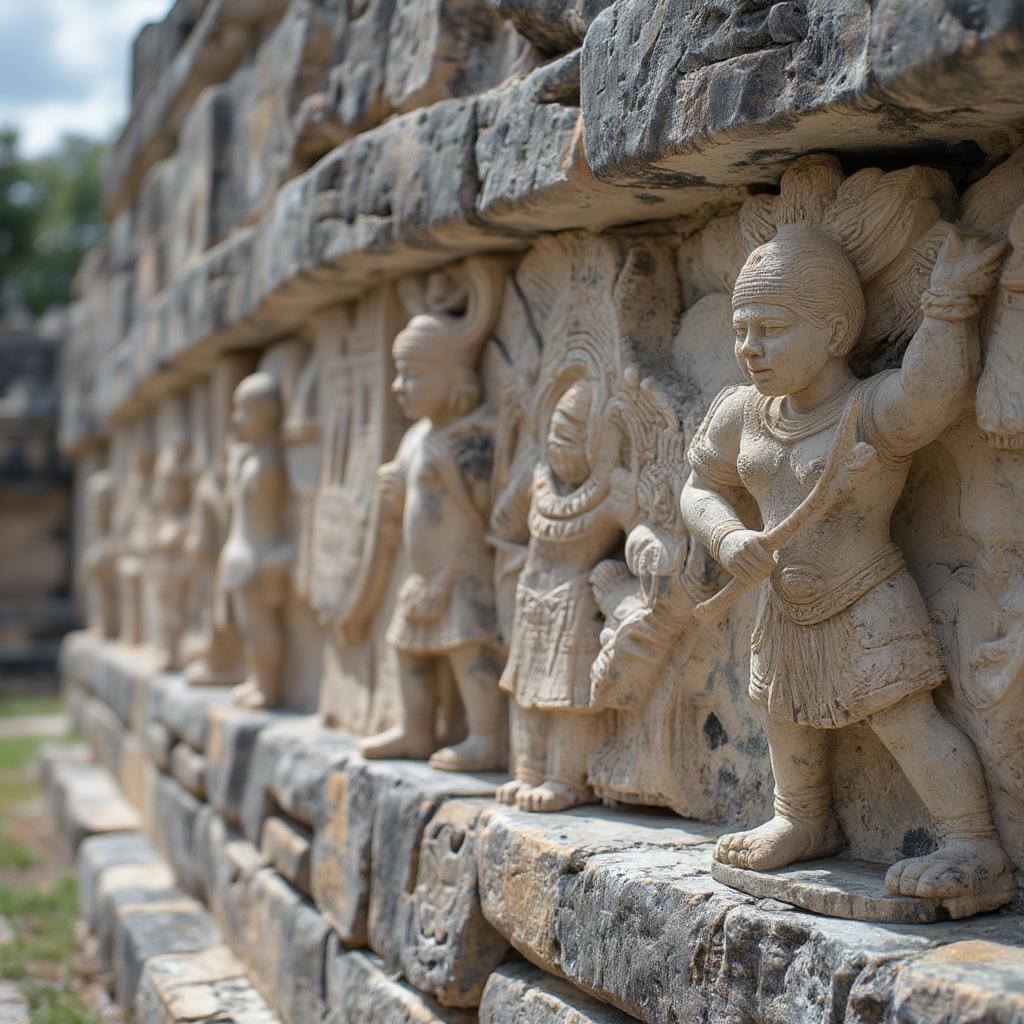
left=239, top=716, right=357, bottom=844
left=170, top=742, right=209, bottom=800
left=324, top=944, right=475, bottom=1024
left=36, top=739, right=90, bottom=803
left=77, top=832, right=163, bottom=926
left=312, top=756, right=499, bottom=949
left=118, top=731, right=157, bottom=822
left=152, top=772, right=205, bottom=898
left=80, top=694, right=126, bottom=778
left=52, top=760, right=142, bottom=851
left=136, top=945, right=283, bottom=1024
left=711, top=857, right=1011, bottom=924
left=480, top=962, right=635, bottom=1024
left=260, top=815, right=311, bottom=894
left=151, top=672, right=234, bottom=753
left=244, top=867, right=330, bottom=1024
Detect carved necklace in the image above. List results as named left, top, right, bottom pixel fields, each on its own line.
left=759, top=384, right=856, bottom=445
left=529, top=465, right=612, bottom=540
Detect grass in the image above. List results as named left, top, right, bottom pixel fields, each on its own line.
left=0, top=697, right=65, bottom=719
left=0, top=724, right=106, bottom=1023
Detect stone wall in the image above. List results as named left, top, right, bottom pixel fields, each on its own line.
left=59, top=1, right=1024, bottom=1021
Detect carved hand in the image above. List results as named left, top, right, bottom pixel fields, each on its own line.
left=930, top=225, right=1008, bottom=299
left=718, top=529, right=776, bottom=586
left=376, top=462, right=405, bottom=517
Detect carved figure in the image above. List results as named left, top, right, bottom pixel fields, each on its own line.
left=216, top=372, right=294, bottom=708
left=149, top=443, right=192, bottom=670
left=115, top=428, right=156, bottom=647
left=357, top=258, right=507, bottom=772
left=83, top=469, right=118, bottom=638
left=492, top=239, right=687, bottom=814
left=680, top=157, right=1014, bottom=918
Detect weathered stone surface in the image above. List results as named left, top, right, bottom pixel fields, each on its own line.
left=152, top=773, right=205, bottom=898
left=311, top=756, right=498, bottom=949
left=77, top=832, right=163, bottom=927
left=118, top=731, right=157, bottom=821
left=324, top=944, right=475, bottom=1024
left=144, top=721, right=176, bottom=772
left=402, top=799, right=509, bottom=1008
left=582, top=0, right=1024, bottom=187
left=239, top=716, right=356, bottom=843
left=170, top=741, right=209, bottom=799
left=151, top=672, right=234, bottom=753
left=245, top=867, right=330, bottom=1024
left=260, top=815, right=311, bottom=893
left=206, top=706, right=283, bottom=824
left=135, top=945, right=283, bottom=1024
left=36, top=739, right=90, bottom=804
left=52, top=761, right=141, bottom=851
left=112, top=897, right=221, bottom=1007
left=80, top=694, right=126, bottom=777
left=480, top=962, right=635, bottom=1023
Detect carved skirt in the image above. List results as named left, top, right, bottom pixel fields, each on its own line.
left=750, top=544, right=945, bottom=729
left=386, top=568, right=498, bottom=655
left=499, top=573, right=603, bottom=711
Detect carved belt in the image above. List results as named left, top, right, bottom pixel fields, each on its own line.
left=767, top=543, right=905, bottom=626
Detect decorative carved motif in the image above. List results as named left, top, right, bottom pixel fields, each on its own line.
left=680, top=154, right=1015, bottom=920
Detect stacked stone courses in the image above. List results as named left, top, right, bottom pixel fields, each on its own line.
left=58, top=1, right=1024, bottom=1022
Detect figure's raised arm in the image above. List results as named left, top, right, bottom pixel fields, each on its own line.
left=868, top=227, right=1007, bottom=456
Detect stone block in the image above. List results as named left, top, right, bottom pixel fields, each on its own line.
left=582, top=0, right=1024, bottom=188
left=77, top=832, right=162, bottom=927
left=324, top=945, right=475, bottom=1024
left=52, top=761, right=141, bottom=852
left=245, top=867, right=330, bottom=1024
left=239, top=716, right=356, bottom=844
left=402, top=799, right=509, bottom=1008
left=311, top=756, right=498, bottom=949
left=112, top=897, right=221, bottom=1008
left=170, top=742, right=208, bottom=799
left=261, top=815, right=311, bottom=894
left=206, top=706, right=282, bottom=825
left=144, top=721, right=176, bottom=772
left=153, top=673, right=234, bottom=753
left=152, top=773, right=205, bottom=898
left=36, top=740, right=89, bottom=804
left=480, top=963, right=635, bottom=1023
left=118, top=731, right=157, bottom=821
left=80, top=694, right=126, bottom=778
left=135, top=945, right=283, bottom=1024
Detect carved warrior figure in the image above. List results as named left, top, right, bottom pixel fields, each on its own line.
left=149, top=443, right=192, bottom=669
left=83, top=469, right=118, bottom=638
left=357, top=258, right=507, bottom=772
left=216, top=372, right=294, bottom=708
left=680, top=155, right=1014, bottom=918
left=492, top=239, right=689, bottom=814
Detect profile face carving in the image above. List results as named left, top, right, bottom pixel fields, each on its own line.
left=231, top=373, right=282, bottom=443
left=732, top=225, right=866, bottom=396
left=546, top=381, right=592, bottom=488
left=392, top=357, right=456, bottom=421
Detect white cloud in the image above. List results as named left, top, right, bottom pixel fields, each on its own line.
left=0, top=0, right=169, bottom=156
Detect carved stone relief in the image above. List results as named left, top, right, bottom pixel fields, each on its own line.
left=83, top=469, right=119, bottom=639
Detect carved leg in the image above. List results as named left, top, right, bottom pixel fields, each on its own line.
left=498, top=704, right=546, bottom=805
left=518, top=712, right=598, bottom=813
left=430, top=645, right=507, bottom=773
left=714, top=712, right=843, bottom=870
left=230, top=586, right=284, bottom=709
left=359, top=652, right=439, bottom=760
left=869, top=691, right=1013, bottom=916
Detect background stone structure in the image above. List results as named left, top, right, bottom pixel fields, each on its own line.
left=55, top=1, right=1024, bottom=1021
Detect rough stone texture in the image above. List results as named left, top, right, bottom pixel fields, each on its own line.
left=582, top=0, right=1024, bottom=188
left=117, top=731, right=157, bottom=820
left=311, top=756, right=499, bottom=949
left=77, top=832, right=164, bottom=926
left=206, top=706, right=282, bottom=824
left=51, top=760, right=141, bottom=851
left=170, top=741, right=208, bottom=799
left=151, top=672, right=234, bottom=752
left=143, top=721, right=176, bottom=772
left=260, top=815, right=311, bottom=893
left=152, top=772, right=205, bottom=898
left=402, top=799, right=510, bottom=1008
left=244, top=867, right=330, bottom=1024
left=480, top=963, right=635, bottom=1023
left=135, top=945, right=283, bottom=1024
left=325, top=945, right=476, bottom=1024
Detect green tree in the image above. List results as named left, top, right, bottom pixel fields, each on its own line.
left=0, top=127, right=105, bottom=317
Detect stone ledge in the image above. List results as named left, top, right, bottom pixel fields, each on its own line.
left=480, top=963, right=635, bottom=1024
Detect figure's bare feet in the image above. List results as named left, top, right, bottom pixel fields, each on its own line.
left=429, top=734, right=505, bottom=773
left=714, top=814, right=843, bottom=871
left=232, top=681, right=269, bottom=708
left=358, top=725, right=436, bottom=761
left=186, top=661, right=241, bottom=688
left=516, top=779, right=594, bottom=814
left=885, top=837, right=1014, bottom=917
left=497, top=779, right=531, bottom=806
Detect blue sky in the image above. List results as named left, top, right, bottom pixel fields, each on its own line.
left=0, top=0, right=168, bottom=155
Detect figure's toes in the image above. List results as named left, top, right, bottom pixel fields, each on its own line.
left=884, top=861, right=906, bottom=896
left=894, top=858, right=931, bottom=896
left=915, top=861, right=968, bottom=900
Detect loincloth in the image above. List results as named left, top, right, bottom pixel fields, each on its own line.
left=750, top=543, right=945, bottom=728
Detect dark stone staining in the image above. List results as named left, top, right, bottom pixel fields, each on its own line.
left=703, top=712, right=728, bottom=750
left=455, top=432, right=494, bottom=485
left=901, top=827, right=938, bottom=859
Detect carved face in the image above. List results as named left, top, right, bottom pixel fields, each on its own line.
left=546, top=386, right=591, bottom=488
left=732, top=302, right=837, bottom=398
left=232, top=390, right=278, bottom=443
left=392, top=357, right=452, bottom=422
